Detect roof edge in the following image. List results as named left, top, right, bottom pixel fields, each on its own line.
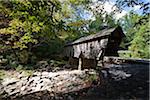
left=65, top=26, right=124, bottom=47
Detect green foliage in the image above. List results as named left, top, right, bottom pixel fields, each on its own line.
left=89, top=14, right=117, bottom=33
left=0, top=0, right=93, bottom=65
left=119, top=12, right=150, bottom=59
left=0, top=0, right=69, bottom=63
left=88, top=73, right=98, bottom=81
left=15, top=64, right=24, bottom=72
left=10, top=61, right=19, bottom=68
left=118, top=50, right=132, bottom=58
left=116, top=0, right=150, bottom=58
left=0, top=70, right=5, bottom=80
left=129, top=18, right=150, bottom=59
left=118, top=12, right=141, bottom=44
left=17, top=50, right=29, bottom=64
left=49, top=59, right=67, bottom=67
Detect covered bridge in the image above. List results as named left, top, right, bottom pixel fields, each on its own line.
left=64, top=26, right=125, bottom=69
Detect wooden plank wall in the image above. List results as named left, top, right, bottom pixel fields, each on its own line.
left=73, top=39, right=108, bottom=59
left=64, top=38, right=108, bottom=60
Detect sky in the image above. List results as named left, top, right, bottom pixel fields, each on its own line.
left=105, top=0, right=150, bottom=15
left=80, top=0, right=150, bottom=20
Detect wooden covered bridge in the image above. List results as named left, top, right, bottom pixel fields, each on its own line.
left=64, top=26, right=125, bottom=69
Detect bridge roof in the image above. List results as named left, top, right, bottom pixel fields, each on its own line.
left=66, top=26, right=124, bottom=46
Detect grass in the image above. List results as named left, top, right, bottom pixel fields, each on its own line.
left=0, top=70, right=6, bottom=81
left=0, top=68, right=34, bottom=81
left=88, top=73, right=98, bottom=82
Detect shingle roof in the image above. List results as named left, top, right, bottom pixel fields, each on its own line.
left=66, top=26, right=124, bottom=46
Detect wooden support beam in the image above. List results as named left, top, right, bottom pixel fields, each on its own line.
left=78, top=58, right=82, bottom=70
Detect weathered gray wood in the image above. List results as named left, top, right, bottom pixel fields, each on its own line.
left=64, top=26, right=125, bottom=68
left=70, top=38, right=109, bottom=59
left=100, top=38, right=108, bottom=48
left=78, top=58, right=82, bottom=70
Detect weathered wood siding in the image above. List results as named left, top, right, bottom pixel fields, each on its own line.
left=64, top=38, right=108, bottom=59
left=64, top=26, right=124, bottom=60
left=63, top=26, right=125, bottom=69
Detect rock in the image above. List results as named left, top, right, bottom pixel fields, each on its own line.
left=33, top=72, right=42, bottom=76
left=34, top=84, right=42, bottom=91
left=52, top=67, right=61, bottom=72
left=2, top=78, right=19, bottom=86
left=36, top=61, right=49, bottom=68
left=17, top=74, right=25, bottom=79
left=41, top=71, right=49, bottom=77
left=109, top=70, right=131, bottom=81
left=68, top=95, right=74, bottom=100
left=21, top=86, right=26, bottom=91
left=33, top=76, right=41, bottom=82
left=0, top=69, right=98, bottom=99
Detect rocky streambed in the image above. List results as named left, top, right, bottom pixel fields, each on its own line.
left=80, top=63, right=149, bottom=100
left=0, top=69, right=99, bottom=100
left=0, top=60, right=149, bottom=100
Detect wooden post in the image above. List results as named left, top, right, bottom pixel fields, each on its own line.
left=97, top=50, right=102, bottom=61
left=78, top=58, right=82, bottom=70
left=97, top=49, right=105, bottom=67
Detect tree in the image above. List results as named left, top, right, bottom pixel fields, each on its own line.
left=115, top=0, right=150, bottom=58
left=118, top=12, right=150, bottom=59
left=0, top=0, right=63, bottom=63
left=118, top=12, right=141, bottom=47
left=89, top=13, right=117, bottom=33
left=129, top=14, right=150, bottom=58
left=0, top=0, right=92, bottom=63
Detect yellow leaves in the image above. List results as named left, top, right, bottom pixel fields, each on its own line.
left=57, top=29, right=69, bottom=40
left=61, top=2, right=74, bottom=18
left=21, top=33, right=37, bottom=44
left=39, top=22, right=44, bottom=26
left=29, top=16, right=36, bottom=21
left=0, top=19, right=41, bottom=47
left=69, top=0, right=76, bottom=3
left=67, top=20, right=88, bottom=27
left=60, top=0, right=85, bottom=5
left=9, top=18, right=42, bottom=33
left=69, top=0, right=83, bottom=5
left=0, top=28, right=17, bottom=35
left=32, top=39, right=38, bottom=44
left=13, top=41, right=27, bottom=50
left=52, top=0, right=62, bottom=9
left=9, top=19, right=22, bottom=28
left=32, top=23, right=41, bottom=33
left=0, top=2, right=12, bottom=16
left=54, top=12, right=62, bottom=21
left=13, top=33, right=38, bottom=50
